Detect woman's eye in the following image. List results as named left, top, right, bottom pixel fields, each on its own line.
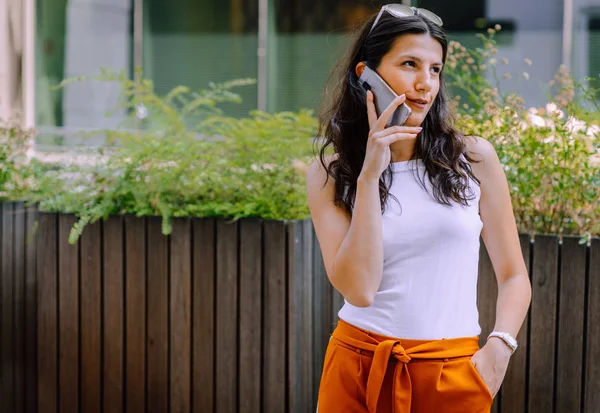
left=431, top=67, right=441, bottom=74
left=402, top=61, right=416, bottom=67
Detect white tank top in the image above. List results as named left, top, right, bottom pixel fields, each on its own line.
left=338, top=158, right=483, bottom=340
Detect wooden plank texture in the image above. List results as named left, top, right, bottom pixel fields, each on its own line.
left=311, top=222, right=331, bottom=404
left=103, top=217, right=124, bottom=413
left=37, top=213, right=58, bottom=413
left=192, top=219, right=215, bottom=413
left=25, top=205, right=38, bottom=413
left=215, top=219, right=239, bottom=413
left=263, top=220, right=287, bottom=412
left=556, top=236, right=586, bottom=412
left=146, top=217, right=168, bottom=413
left=170, top=219, right=192, bottom=413
left=238, top=219, right=262, bottom=413
left=478, top=242, right=500, bottom=412
left=528, top=235, right=559, bottom=413
left=585, top=238, right=600, bottom=412
left=14, top=203, right=26, bottom=413
left=288, top=220, right=314, bottom=413
left=500, top=233, right=531, bottom=413
left=2, top=203, right=15, bottom=412
left=58, top=214, right=79, bottom=413
left=80, top=222, right=102, bottom=413
left=124, top=216, right=146, bottom=413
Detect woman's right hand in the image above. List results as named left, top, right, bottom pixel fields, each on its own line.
left=359, top=91, right=422, bottom=182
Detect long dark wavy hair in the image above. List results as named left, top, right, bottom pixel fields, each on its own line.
left=316, top=11, right=480, bottom=214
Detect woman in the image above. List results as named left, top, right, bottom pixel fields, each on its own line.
left=305, top=4, right=532, bottom=413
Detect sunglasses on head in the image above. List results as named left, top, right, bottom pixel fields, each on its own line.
left=368, top=4, right=443, bottom=35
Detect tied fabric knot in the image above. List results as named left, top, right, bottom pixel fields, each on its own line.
left=366, top=340, right=413, bottom=413
left=330, top=320, right=481, bottom=413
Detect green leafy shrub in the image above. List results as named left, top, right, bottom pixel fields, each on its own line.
left=0, top=119, right=36, bottom=200
left=27, top=69, right=317, bottom=242
left=4, top=29, right=600, bottom=242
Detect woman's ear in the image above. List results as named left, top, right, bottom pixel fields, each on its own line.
left=355, top=61, right=366, bottom=77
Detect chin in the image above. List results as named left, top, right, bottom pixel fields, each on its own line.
left=404, top=117, right=424, bottom=127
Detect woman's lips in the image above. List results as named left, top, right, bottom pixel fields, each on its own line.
left=406, top=99, right=428, bottom=110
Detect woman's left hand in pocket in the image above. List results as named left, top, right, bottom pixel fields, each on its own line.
left=470, top=338, right=513, bottom=398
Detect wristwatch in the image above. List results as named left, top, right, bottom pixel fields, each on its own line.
left=487, top=331, right=518, bottom=354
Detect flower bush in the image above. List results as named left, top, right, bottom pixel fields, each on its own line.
left=446, top=27, right=600, bottom=240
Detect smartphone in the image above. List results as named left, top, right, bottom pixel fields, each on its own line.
left=357, top=64, right=411, bottom=127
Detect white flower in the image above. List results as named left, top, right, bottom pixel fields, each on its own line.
left=545, top=103, right=558, bottom=114
left=586, top=124, right=600, bottom=138
left=566, top=116, right=586, bottom=134
left=527, top=112, right=546, bottom=128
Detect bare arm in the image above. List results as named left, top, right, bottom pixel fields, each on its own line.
left=468, top=136, right=532, bottom=341
left=306, top=92, right=421, bottom=306
left=467, top=136, right=532, bottom=397
left=306, top=159, right=384, bottom=307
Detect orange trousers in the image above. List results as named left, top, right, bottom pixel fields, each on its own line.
left=317, top=319, right=493, bottom=413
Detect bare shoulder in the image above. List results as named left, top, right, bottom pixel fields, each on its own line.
left=463, top=135, right=502, bottom=180
left=466, top=136, right=507, bottom=193
left=306, top=154, right=338, bottom=192
left=464, top=135, right=498, bottom=163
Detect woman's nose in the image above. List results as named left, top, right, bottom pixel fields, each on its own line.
left=415, top=71, right=433, bottom=92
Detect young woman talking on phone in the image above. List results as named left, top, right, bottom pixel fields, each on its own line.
left=306, top=4, right=532, bottom=413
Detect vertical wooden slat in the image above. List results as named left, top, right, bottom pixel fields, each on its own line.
left=192, top=219, right=215, bottom=413
left=556, top=236, right=586, bottom=412
left=288, top=220, right=307, bottom=413
left=238, top=219, right=262, bottom=413
left=103, top=217, right=124, bottom=413
left=25, top=205, right=38, bottom=413
left=37, top=213, right=58, bottom=413
left=311, top=222, right=331, bottom=404
left=263, top=220, right=286, bottom=412
left=528, top=235, right=559, bottom=413
left=146, top=218, right=168, bottom=413
left=331, top=289, right=344, bottom=325
left=170, top=219, right=192, bottom=413
left=58, top=214, right=79, bottom=413
left=124, top=216, right=146, bottom=413
left=302, top=220, right=314, bottom=410
left=584, top=238, right=600, bottom=412
left=500, top=233, right=531, bottom=413
left=80, top=222, right=102, bottom=413
left=215, top=219, right=239, bottom=413
left=14, top=203, right=26, bottom=413
left=2, top=203, right=15, bottom=412
left=478, top=241, right=500, bottom=412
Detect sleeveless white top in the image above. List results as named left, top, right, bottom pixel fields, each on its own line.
left=338, top=158, right=483, bottom=340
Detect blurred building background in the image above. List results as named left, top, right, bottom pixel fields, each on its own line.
left=0, top=0, right=599, bottom=142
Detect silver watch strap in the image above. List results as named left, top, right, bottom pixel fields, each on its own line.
left=487, top=331, right=518, bottom=353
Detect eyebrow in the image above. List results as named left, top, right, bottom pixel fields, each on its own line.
left=398, top=55, right=444, bottom=66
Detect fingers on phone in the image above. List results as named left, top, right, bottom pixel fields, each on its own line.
left=374, top=94, right=406, bottom=130
left=378, top=132, right=418, bottom=146
left=366, top=91, right=378, bottom=129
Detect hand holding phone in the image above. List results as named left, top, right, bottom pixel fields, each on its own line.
left=357, top=65, right=411, bottom=127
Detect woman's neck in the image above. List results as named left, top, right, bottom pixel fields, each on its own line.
left=390, top=140, right=417, bottom=162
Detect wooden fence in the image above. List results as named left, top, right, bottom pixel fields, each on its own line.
left=0, top=201, right=599, bottom=413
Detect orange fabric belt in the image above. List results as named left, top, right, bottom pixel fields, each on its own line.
left=332, top=319, right=480, bottom=413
